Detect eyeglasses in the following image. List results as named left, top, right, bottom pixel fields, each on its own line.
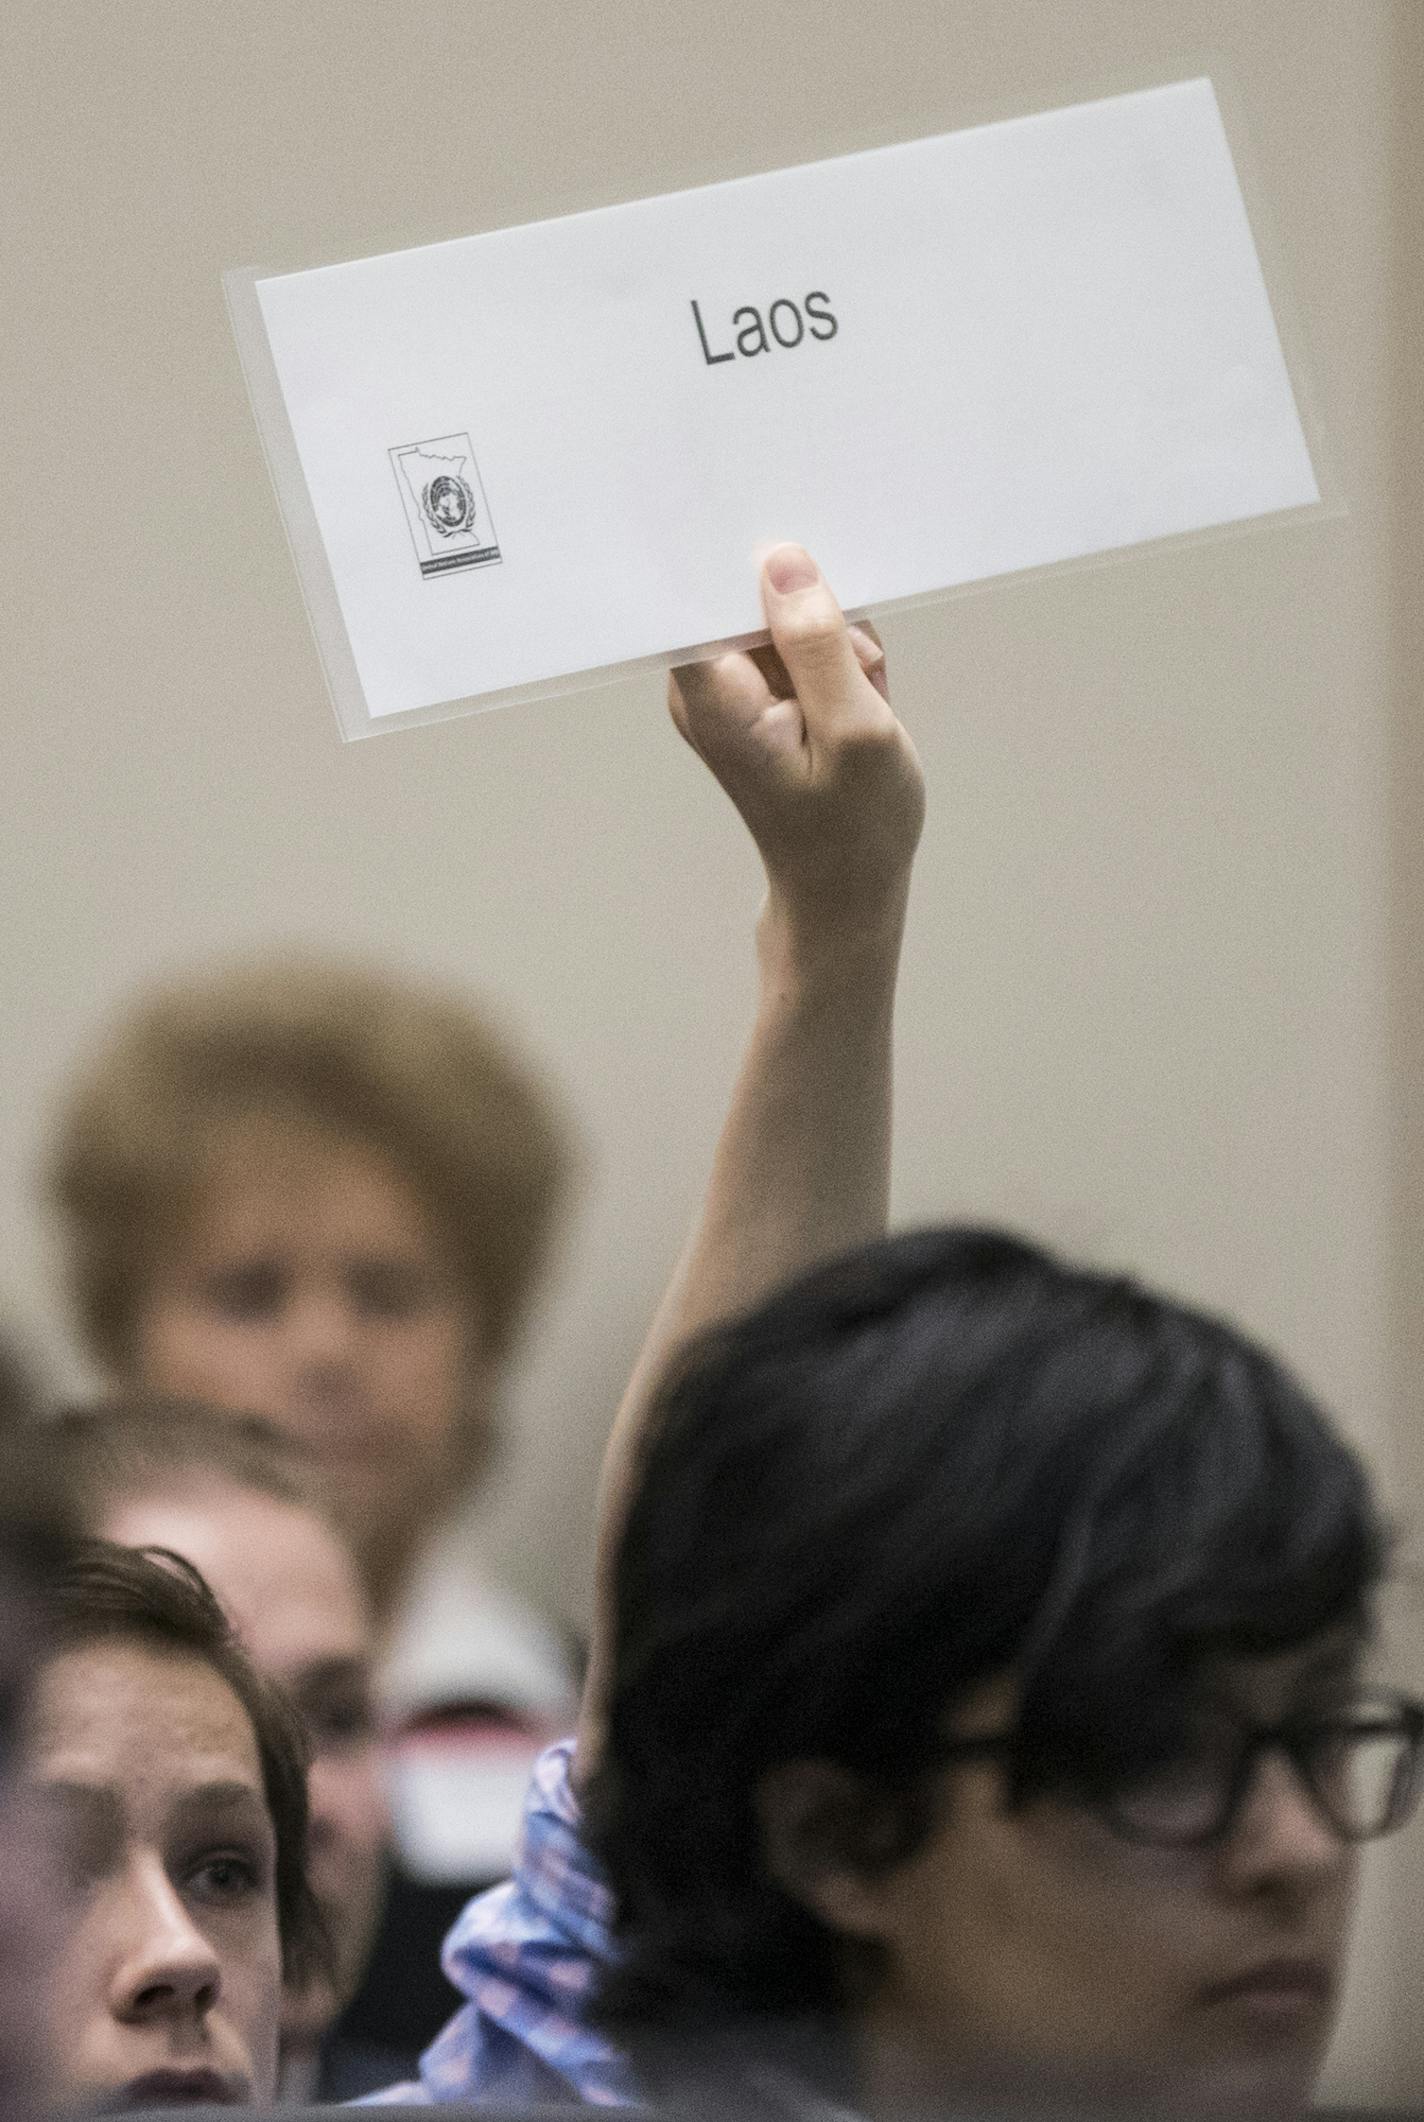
left=937, top=1688, right=1424, bottom=1849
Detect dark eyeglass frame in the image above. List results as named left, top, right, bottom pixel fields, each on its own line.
left=935, top=1686, right=1424, bottom=1849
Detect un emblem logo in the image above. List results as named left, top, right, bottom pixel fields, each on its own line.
left=391, top=436, right=502, bottom=579
left=422, top=472, right=477, bottom=538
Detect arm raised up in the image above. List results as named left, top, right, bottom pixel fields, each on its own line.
left=578, top=542, right=924, bottom=1765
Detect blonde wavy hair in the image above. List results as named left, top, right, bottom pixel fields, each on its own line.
left=48, top=956, right=573, bottom=1380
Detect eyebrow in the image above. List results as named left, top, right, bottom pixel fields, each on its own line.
left=31, top=1777, right=276, bottom=1887
left=169, top=1780, right=270, bottom=1824
left=1202, top=1637, right=1367, bottom=1719
left=32, top=1778, right=267, bottom=1818
left=32, top=1779, right=121, bottom=1827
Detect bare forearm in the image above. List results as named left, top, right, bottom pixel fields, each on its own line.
left=577, top=893, right=908, bottom=1763
left=661, top=897, right=906, bottom=1338
left=576, top=546, right=923, bottom=1770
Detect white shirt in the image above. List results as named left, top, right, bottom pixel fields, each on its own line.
left=380, top=1522, right=579, bottom=1883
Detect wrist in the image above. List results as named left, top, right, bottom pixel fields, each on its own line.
left=756, top=880, right=910, bottom=997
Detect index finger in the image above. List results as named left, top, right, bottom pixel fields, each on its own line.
left=760, top=546, right=884, bottom=734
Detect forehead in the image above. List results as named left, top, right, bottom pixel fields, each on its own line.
left=27, top=1640, right=266, bottom=1807
left=1199, top=1628, right=1367, bottom=1718
left=177, top=1124, right=444, bottom=1264
left=100, top=1482, right=372, bottom=1679
left=947, top=1629, right=1368, bottom=1746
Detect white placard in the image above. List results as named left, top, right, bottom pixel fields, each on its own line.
left=227, top=78, right=1322, bottom=739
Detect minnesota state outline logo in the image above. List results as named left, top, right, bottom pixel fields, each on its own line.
left=390, top=433, right=502, bottom=578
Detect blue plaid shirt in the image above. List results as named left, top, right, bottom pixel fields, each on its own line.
left=369, top=1738, right=637, bottom=2107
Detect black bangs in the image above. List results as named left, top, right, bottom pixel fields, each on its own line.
left=1013, top=1326, right=1387, bottom=1788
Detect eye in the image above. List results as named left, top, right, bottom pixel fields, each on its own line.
left=185, top=1849, right=265, bottom=1905
left=304, top=1687, right=377, bottom=1753
left=345, top=1260, right=437, bottom=1320
left=1097, top=1711, right=1243, bottom=1845
left=202, top=1262, right=286, bottom=1322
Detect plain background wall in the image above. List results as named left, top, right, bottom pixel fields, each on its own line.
left=3, top=0, right=1420, bottom=2100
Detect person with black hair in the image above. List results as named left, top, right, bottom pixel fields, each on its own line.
left=393, top=1217, right=1421, bottom=2117
left=22, top=1541, right=324, bottom=2113
left=584, top=1225, right=1419, bottom=2116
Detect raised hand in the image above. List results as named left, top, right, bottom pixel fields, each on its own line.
left=668, top=545, right=924, bottom=943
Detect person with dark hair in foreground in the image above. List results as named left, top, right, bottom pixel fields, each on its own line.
left=409, top=1228, right=1421, bottom=2120
left=22, top=1542, right=324, bottom=2113
left=383, top=551, right=1421, bottom=2117
left=583, top=1227, right=1417, bottom=2115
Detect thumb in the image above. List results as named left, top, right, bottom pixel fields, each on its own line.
left=760, top=545, right=869, bottom=735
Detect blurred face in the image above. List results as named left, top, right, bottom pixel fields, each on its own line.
left=842, top=1640, right=1361, bottom=2116
left=129, top=1127, right=481, bottom=1601
left=28, top=1640, right=283, bottom=2111
left=100, top=1481, right=389, bottom=2043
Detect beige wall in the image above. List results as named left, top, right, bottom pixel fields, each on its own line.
left=1384, top=0, right=1424, bottom=2102
left=2, top=0, right=1419, bottom=2101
